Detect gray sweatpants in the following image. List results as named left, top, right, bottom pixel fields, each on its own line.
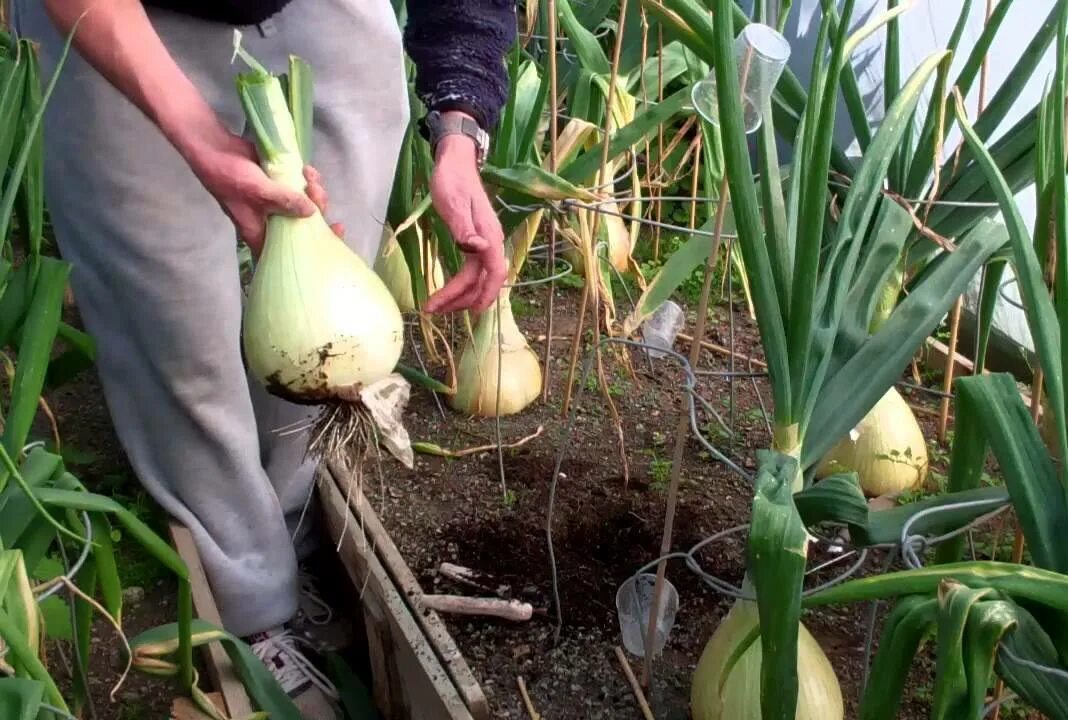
left=12, top=0, right=409, bottom=637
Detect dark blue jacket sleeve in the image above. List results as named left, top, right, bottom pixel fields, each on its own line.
left=403, top=0, right=517, bottom=133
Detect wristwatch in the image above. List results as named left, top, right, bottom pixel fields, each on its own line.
left=424, top=110, right=490, bottom=169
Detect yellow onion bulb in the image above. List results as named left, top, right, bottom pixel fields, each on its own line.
left=374, top=229, right=445, bottom=313
left=242, top=212, right=404, bottom=403
left=692, top=599, right=843, bottom=720
left=815, top=387, right=929, bottom=497
left=449, top=291, right=541, bottom=417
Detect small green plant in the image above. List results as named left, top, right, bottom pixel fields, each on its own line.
left=503, top=489, right=518, bottom=509
left=648, top=455, right=672, bottom=491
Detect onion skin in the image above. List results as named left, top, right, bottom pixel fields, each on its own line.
left=243, top=213, right=404, bottom=403
left=691, top=599, right=844, bottom=720
left=815, top=387, right=929, bottom=498
left=449, top=293, right=542, bottom=417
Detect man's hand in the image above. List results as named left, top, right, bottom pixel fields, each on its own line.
left=40, top=0, right=341, bottom=257
left=184, top=120, right=342, bottom=255
left=424, top=122, right=507, bottom=315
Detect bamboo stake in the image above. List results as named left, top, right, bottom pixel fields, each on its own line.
left=653, top=24, right=666, bottom=260
left=640, top=46, right=755, bottom=688
left=677, top=333, right=768, bottom=368
left=541, top=0, right=560, bottom=403
left=615, top=646, right=655, bottom=720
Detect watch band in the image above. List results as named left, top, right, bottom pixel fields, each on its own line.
left=425, top=110, right=489, bottom=168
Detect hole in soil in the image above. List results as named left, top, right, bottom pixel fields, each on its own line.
left=438, top=450, right=729, bottom=630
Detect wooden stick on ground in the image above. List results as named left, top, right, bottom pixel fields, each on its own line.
left=417, top=594, right=533, bottom=622
left=438, top=562, right=497, bottom=593
left=517, top=677, right=541, bottom=720
left=614, top=646, right=655, bottom=720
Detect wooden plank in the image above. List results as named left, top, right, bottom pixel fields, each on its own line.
left=326, top=461, right=490, bottom=720
left=921, top=337, right=977, bottom=378
left=919, top=337, right=1044, bottom=418
left=319, top=470, right=475, bottom=720
left=169, top=523, right=254, bottom=719
left=170, top=692, right=227, bottom=720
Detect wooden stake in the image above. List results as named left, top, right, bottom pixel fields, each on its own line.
left=676, top=333, right=768, bottom=368
left=640, top=46, right=756, bottom=688
left=614, top=647, right=655, bottom=720
left=418, top=595, right=534, bottom=622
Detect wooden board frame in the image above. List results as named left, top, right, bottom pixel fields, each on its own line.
left=164, top=462, right=490, bottom=720
left=168, top=522, right=255, bottom=719
left=318, top=465, right=484, bottom=720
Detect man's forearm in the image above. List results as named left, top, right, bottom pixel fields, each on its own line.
left=403, top=0, right=517, bottom=133
left=42, top=0, right=229, bottom=162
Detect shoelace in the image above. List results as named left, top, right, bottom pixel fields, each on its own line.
left=250, top=629, right=339, bottom=701
left=298, top=569, right=334, bottom=626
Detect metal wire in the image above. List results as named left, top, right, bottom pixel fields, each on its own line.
left=557, top=198, right=740, bottom=240
left=36, top=511, right=93, bottom=603
left=998, top=645, right=1068, bottom=681
left=900, top=499, right=1012, bottom=570
left=997, top=275, right=1026, bottom=311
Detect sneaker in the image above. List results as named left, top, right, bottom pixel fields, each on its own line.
left=248, top=626, right=341, bottom=720
left=290, top=565, right=354, bottom=653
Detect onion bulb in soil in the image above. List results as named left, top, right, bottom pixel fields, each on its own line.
left=374, top=229, right=444, bottom=313
left=236, top=43, right=405, bottom=470
left=691, top=599, right=844, bottom=720
left=814, top=387, right=928, bottom=497
left=449, top=289, right=541, bottom=417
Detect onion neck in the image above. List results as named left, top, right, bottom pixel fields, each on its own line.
left=772, top=423, right=804, bottom=493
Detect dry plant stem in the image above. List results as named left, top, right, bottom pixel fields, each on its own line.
left=938, top=0, right=996, bottom=442
left=541, top=0, right=560, bottom=403
left=34, top=576, right=133, bottom=703
left=418, top=594, right=533, bottom=621
left=640, top=47, right=754, bottom=687
left=615, top=646, right=656, bottom=720
left=419, top=425, right=544, bottom=458
left=560, top=0, right=629, bottom=417
left=517, top=677, right=541, bottom=720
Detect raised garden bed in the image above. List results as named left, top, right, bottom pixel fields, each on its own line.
left=343, top=285, right=1039, bottom=720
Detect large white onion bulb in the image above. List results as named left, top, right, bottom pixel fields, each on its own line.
left=815, top=387, right=929, bottom=497
left=691, top=599, right=844, bottom=720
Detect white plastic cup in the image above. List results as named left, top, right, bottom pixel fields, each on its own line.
left=641, top=300, right=685, bottom=360
left=616, top=573, right=680, bottom=657
left=691, top=22, right=792, bottom=133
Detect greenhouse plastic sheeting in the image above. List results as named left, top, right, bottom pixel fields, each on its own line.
left=738, top=0, right=1057, bottom=367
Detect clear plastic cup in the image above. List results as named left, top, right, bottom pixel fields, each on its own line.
left=691, top=22, right=792, bottom=133
left=616, top=573, right=680, bottom=657
left=641, top=300, right=685, bottom=360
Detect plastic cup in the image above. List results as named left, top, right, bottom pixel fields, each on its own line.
left=616, top=573, right=680, bottom=657
left=691, top=22, right=792, bottom=133
left=641, top=300, right=685, bottom=360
